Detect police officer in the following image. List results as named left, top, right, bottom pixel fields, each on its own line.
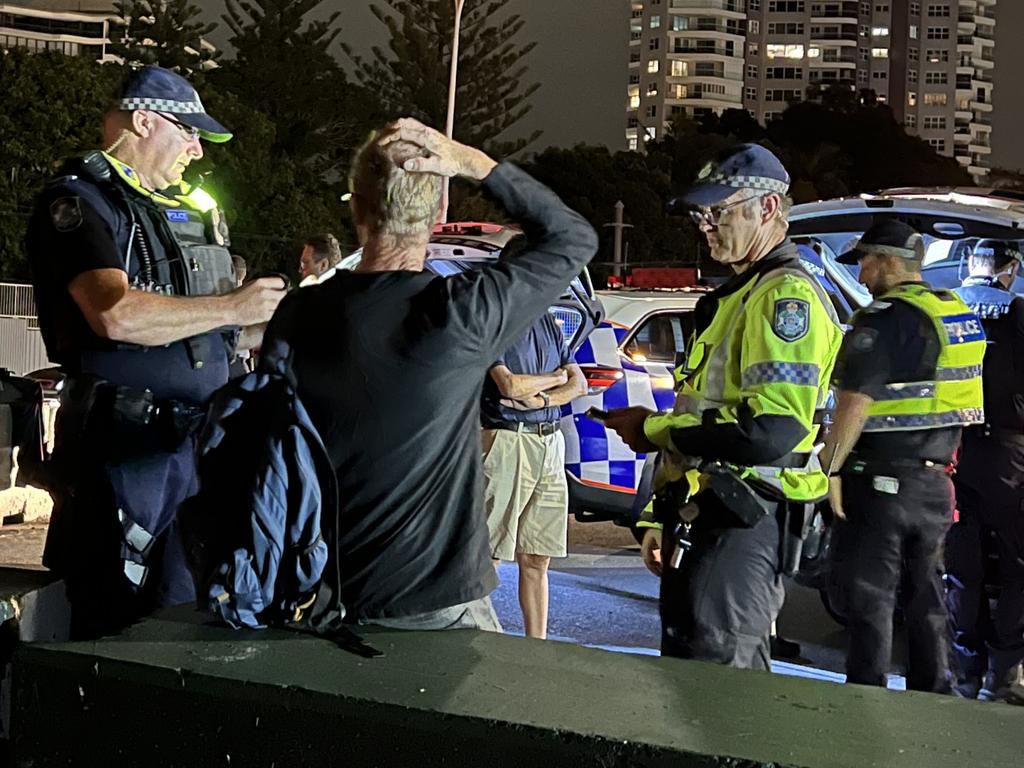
left=606, top=145, right=843, bottom=669
left=26, top=66, right=287, bottom=639
left=947, top=239, right=1024, bottom=703
left=822, top=221, right=986, bottom=693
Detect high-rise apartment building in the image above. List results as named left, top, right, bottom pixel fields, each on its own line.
left=1, top=1, right=218, bottom=69
left=0, top=1, right=120, bottom=61
left=627, top=0, right=996, bottom=181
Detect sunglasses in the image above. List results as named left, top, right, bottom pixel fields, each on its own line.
left=689, top=194, right=764, bottom=227
left=156, top=112, right=200, bottom=142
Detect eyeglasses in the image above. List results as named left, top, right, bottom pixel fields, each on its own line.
left=156, top=112, right=200, bottom=142
left=689, top=194, right=764, bottom=227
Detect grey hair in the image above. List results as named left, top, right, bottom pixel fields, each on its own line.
left=348, top=131, right=442, bottom=240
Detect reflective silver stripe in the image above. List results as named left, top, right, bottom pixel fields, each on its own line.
left=863, top=408, right=985, bottom=432
left=742, top=361, right=821, bottom=388
left=123, top=560, right=148, bottom=588
left=936, top=365, right=983, bottom=381
left=865, top=366, right=982, bottom=401
left=118, top=508, right=155, bottom=555
left=865, top=382, right=936, bottom=401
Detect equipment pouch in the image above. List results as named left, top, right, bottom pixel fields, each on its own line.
left=701, top=461, right=773, bottom=527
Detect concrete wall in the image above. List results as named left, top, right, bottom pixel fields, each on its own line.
left=10, top=608, right=1023, bottom=768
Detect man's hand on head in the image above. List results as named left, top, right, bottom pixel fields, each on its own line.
left=379, top=117, right=497, bottom=181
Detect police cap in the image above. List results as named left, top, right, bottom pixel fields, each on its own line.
left=674, top=144, right=791, bottom=209
left=972, top=239, right=1023, bottom=268
left=119, top=65, right=232, bottom=143
left=837, top=220, right=925, bottom=264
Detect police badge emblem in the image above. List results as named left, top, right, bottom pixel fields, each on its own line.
left=697, top=162, right=714, bottom=180
left=773, top=298, right=810, bottom=341
left=50, top=197, right=83, bottom=233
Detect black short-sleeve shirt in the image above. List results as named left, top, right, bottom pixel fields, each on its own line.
left=480, top=312, right=572, bottom=427
left=833, top=286, right=961, bottom=462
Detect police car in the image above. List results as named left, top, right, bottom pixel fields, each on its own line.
left=335, top=221, right=604, bottom=353
left=566, top=187, right=1024, bottom=529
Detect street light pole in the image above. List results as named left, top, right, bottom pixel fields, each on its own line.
left=440, top=0, right=466, bottom=224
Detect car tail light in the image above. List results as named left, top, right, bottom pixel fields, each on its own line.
left=582, top=365, right=624, bottom=395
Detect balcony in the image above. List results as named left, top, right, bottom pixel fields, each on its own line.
left=810, top=15, right=858, bottom=25
left=669, top=0, right=746, bottom=16
left=971, top=100, right=993, bottom=113
left=671, top=43, right=738, bottom=57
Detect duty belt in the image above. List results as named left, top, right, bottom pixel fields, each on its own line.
left=490, top=420, right=560, bottom=436
left=842, top=456, right=955, bottom=476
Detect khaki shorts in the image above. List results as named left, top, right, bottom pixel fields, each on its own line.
left=482, top=426, right=569, bottom=561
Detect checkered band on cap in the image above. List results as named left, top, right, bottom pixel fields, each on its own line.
left=705, top=173, right=790, bottom=195
left=119, top=96, right=206, bottom=114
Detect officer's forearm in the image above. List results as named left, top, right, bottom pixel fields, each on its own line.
left=669, top=411, right=808, bottom=467
left=820, top=390, right=873, bottom=475
left=94, top=290, right=238, bottom=346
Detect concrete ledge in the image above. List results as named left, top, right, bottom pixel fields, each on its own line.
left=11, top=607, right=1022, bottom=768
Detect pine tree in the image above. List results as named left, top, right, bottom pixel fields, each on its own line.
left=110, top=0, right=219, bottom=75
left=218, top=0, right=375, bottom=169
left=344, top=0, right=541, bottom=157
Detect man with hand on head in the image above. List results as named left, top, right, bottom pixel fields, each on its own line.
left=259, top=118, right=597, bottom=631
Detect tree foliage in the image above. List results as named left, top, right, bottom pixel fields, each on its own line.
left=524, top=90, right=973, bottom=273
left=0, top=51, right=123, bottom=280
left=110, top=0, right=219, bottom=75
left=344, top=0, right=541, bottom=157
left=218, top=0, right=376, bottom=170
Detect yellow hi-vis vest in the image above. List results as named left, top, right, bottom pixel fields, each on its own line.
left=644, top=259, right=843, bottom=505
left=861, top=283, right=985, bottom=432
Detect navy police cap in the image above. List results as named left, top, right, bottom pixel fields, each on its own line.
left=675, top=144, right=791, bottom=209
left=972, top=239, right=1023, bottom=268
left=837, top=220, right=924, bottom=264
left=119, top=65, right=232, bottom=143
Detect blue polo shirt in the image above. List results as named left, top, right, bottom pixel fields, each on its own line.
left=481, top=312, right=572, bottom=427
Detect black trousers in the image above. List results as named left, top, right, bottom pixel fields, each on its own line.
left=828, top=468, right=954, bottom=692
left=44, top=440, right=199, bottom=641
left=660, top=494, right=784, bottom=670
left=947, top=434, right=1024, bottom=688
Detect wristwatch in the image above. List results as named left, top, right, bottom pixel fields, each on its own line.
left=540, top=391, right=551, bottom=407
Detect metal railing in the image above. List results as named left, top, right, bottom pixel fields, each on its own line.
left=0, top=283, right=38, bottom=319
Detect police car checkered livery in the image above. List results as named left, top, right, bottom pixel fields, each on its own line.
left=560, top=291, right=700, bottom=520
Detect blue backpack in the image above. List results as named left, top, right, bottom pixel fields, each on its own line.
left=179, top=349, right=376, bottom=653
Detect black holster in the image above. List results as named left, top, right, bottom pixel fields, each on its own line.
left=60, top=375, right=204, bottom=465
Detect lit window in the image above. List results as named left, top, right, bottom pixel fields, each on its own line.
left=908, top=91, right=918, bottom=106
left=646, top=83, right=659, bottom=96
left=910, top=25, right=918, bottom=39
left=808, top=47, right=821, bottom=58
left=766, top=44, right=805, bottom=60
left=650, top=15, right=661, bottom=29
left=923, top=92, right=948, bottom=106
left=872, top=27, right=889, bottom=37
left=872, top=48, right=888, bottom=58
left=647, top=60, right=660, bottom=73
left=671, top=60, right=688, bottom=77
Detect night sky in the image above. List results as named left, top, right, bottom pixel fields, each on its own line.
left=206, top=1, right=1024, bottom=171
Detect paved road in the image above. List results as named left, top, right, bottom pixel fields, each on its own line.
left=493, top=518, right=911, bottom=687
